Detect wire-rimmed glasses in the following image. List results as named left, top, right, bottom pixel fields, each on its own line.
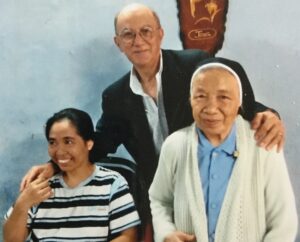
left=117, top=26, right=159, bottom=45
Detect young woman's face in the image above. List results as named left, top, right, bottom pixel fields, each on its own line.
left=47, top=119, right=93, bottom=172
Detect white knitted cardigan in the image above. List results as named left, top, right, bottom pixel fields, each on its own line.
left=149, top=116, right=297, bottom=242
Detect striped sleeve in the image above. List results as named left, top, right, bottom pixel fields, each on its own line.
left=108, top=175, right=140, bottom=239
left=4, top=206, right=13, bottom=220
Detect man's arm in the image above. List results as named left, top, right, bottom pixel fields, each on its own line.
left=90, top=114, right=125, bottom=162
left=251, top=109, right=285, bottom=152
left=90, top=88, right=127, bottom=162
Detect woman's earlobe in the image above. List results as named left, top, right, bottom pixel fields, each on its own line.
left=87, top=140, right=94, bottom=151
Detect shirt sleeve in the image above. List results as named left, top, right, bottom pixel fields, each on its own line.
left=108, top=175, right=140, bottom=239
left=149, top=140, right=178, bottom=242
left=4, top=206, right=13, bottom=220
left=263, top=150, right=298, bottom=242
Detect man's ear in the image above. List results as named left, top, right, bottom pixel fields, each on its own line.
left=159, top=27, right=164, bottom=39
left=114, top=36, right=123, bottom=52
left=157, top=27, right=164, bottom=45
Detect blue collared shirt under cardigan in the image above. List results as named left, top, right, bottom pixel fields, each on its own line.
left=197, top=124, right=237, bottom=242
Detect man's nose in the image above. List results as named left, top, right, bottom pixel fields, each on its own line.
left=132, top=32, right=146, bottom=45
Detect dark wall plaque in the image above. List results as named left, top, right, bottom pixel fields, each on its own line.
left=177, top=0, right=229, bottom=55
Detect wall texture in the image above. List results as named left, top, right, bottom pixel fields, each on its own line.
left=0, top=0, right=299, bottom=240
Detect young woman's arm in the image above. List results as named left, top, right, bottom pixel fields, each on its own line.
left=3, top=177, right=53, bottom=242
left=111, top=227, right=138, bottom=242
left=3, top=200, right=30, bottom=242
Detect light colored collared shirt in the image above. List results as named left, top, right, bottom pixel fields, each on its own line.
left=129, top=52, right=168, bottom=154
left=197, top=124, right=237, bottom=242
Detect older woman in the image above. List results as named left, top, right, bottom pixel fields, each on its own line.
left=149, top=58, right=297, bottom=242
left=3, top=108, right=140, bottom=242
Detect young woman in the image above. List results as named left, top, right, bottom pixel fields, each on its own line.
left=3, top=108, right=140, bottom=242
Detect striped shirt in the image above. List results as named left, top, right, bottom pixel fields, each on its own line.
left=5, top=165, right=140, bottom=241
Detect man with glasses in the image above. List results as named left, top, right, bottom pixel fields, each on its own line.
left=21, top=3, right=285, bottom=241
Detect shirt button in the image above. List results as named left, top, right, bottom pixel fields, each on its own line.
left=212, top=152, right=218, bottom=157
left=211, top=203, right=217, bottom=209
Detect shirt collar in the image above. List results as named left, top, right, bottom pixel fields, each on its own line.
left=129, top=50, right=163, bottom=96
left=197, top=122, right=237, bottom=156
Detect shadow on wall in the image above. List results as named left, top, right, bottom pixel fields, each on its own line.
left=0, top=135, right=47, bottom=241
left=0, top=179, right=20, bottom=240
left=0, top=134, right=48, bottom=206
left=76, top=37, right=130, bottom=120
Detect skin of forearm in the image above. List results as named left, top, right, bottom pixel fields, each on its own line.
left=3, top=199, right=30, bottom=242
left=111, top=227, right=138, bottom=242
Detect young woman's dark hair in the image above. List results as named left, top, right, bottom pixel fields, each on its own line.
left=45, top=108, right=95, bottom=164
left=45, top=108, right=94, bottom=142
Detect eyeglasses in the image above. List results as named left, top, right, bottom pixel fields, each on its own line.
left=117, top=26, right=159, bottom=45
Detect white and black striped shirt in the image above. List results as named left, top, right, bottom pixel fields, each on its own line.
left=5, top=165, right=140, bottom=241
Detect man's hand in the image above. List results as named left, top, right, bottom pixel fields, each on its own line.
left=164, top=231, right=196, bottom=242
left=20, top=163, right=55, bottom=192
left=251, top=110, right=285, bottom=152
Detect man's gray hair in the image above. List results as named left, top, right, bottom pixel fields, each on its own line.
left=114, top=3, right=161, bottom=34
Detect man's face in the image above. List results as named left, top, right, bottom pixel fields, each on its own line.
left=114, top=7, right=164, bottom=69
left=190, top=68, right=240, bottom=145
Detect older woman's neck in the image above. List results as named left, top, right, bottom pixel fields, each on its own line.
left=206, top=132, right=230, bottom=147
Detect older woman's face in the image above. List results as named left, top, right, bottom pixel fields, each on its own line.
left=190, top=68, right=240, bottom=146
left=47, top=119, right=93, bottom=172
